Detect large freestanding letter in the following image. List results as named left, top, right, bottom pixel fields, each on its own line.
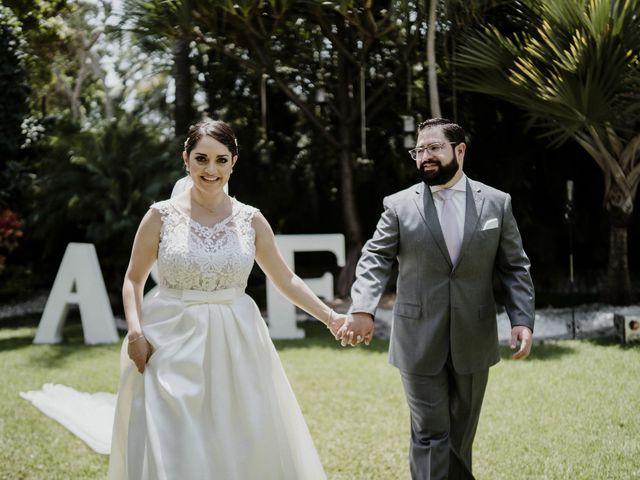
left=267, top=234, right=345, bottom=339
left=34, top=243, right=119, bottom=344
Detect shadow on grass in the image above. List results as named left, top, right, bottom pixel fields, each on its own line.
left=0, top=330, right=35, bottom=352
left=273, top=321, right=390, bottom=353
left=27, top=322, right=121, bottom=367
left=0, top=313, right=83, bottom=352
left=498, top=342, right=576, bottom=361
left=0, top=312, right=41, bottom=328
left=586, top=337, right=640, bottom=350
left=0, top=313, right=41, bottom=352
left=0, top=316, right=122, bottom=370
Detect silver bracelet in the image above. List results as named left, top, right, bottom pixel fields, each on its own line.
left=128, top=334, right=146, bottom=344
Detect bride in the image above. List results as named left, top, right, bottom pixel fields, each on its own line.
left=108, top=120, right=359, bottom=479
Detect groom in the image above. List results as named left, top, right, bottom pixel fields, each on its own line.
left=343, top=118, right=535, bottom=479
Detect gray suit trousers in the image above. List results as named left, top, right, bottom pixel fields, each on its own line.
left=400, top=358, right=489, bottom=480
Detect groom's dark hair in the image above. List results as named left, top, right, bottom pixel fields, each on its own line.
left=418, top=118, right=466, bottom=145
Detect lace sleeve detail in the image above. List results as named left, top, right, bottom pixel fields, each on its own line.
left=244, top=205, right=260, bottom=221
left=149, top=200, right=179, bottom=244
left=235, top=202, right=260, bottom=243
left=149, top=200, right=173, bottom=218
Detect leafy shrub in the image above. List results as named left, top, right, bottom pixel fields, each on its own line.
left=0, top=209, right=23, bottom=274
left=28, top=114, right=182, bottom=303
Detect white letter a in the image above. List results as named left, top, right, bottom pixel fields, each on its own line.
left=34, top=243, right=119, bottom=344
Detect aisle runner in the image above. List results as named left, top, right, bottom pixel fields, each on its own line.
left=20, top=384, right=115, bottom=455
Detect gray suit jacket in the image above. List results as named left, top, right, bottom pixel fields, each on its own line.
left=350, top=178, right=535, bottom=375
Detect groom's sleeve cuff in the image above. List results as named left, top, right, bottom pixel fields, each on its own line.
left=347, top=307, right=376, bottom=320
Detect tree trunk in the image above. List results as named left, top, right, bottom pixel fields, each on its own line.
left=426, top=0, right=441, bottom=118
left=173, top=39, right=193, bottom=137
left=336, top=141, right=364, bottom=297
left=603, top=185, right=634, bottom=304
left=451, top=31, right=458, bottom=122
left=605, top=224, right=633, bottom=305
left=335, top=43, right=364, bottom=298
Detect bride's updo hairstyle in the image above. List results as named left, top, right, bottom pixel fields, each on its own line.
left=183, top=120, right=239, bottom=157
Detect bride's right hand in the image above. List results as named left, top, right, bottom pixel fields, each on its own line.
left=127, top=335, right=153, bottom=373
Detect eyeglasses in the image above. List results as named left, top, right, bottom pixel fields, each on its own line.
left=408, top=142, right=458, bottom=160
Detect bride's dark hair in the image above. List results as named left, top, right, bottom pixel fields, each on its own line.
left=184, top=120, right=238, bottom=156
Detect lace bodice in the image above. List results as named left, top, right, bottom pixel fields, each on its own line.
left=151, top=198, right=258, bottom=291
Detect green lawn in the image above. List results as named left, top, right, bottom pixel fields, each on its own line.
left=1, top=319, right=638, bottom=479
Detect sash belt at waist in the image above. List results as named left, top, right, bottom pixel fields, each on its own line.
left=158, top=286, right=245, bottom=305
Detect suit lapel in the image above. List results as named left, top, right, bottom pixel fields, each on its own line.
left=455, top=179, right=484, bottom=267
left=413, top=182, right=452, bottom=266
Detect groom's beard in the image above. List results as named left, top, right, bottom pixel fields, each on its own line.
left=420, top=153, right=460, bottom=186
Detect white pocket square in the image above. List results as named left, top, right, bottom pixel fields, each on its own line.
left=482, top=218, right=499, bottom=230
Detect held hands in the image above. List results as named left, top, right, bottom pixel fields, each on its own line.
left=327, top=312, right=374, bottom=347
left=510, top=325, right=533, bottom=360
left=127, top=334, right=154, bottom=373
left=327, top=312, right=348, bottom=338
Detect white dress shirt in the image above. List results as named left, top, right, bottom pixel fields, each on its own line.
left=430, top=174, right=467, bottom=243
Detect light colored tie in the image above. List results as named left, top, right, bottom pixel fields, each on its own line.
left=437, top=189, right=461, bottom=264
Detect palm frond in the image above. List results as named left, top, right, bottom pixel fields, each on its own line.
left=455, top=0, right=640, bottom=147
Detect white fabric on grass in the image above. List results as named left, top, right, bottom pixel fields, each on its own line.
left=20, top=383, right=115, bottom=455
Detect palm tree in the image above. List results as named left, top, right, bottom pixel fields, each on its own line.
left=455, top=0, right=640, bottom=304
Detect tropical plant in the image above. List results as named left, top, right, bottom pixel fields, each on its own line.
left=29, top=115, right=180, bottom=293
left=456, top=0, right=640, bottom=304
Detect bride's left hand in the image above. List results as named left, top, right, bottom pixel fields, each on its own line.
left=127, top=336, right=153, bottom=373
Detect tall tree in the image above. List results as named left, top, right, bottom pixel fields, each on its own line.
left=440, top=0, right=511, bottom=121
left=426, top=0, right=441, bottom=117
left=6, top=1, right=117, bottom=123
left=121, top=0, right=195, bottom=136
left=456, top=0, right=640, bottom=304
left=192, top=0, right=425, bottom=294
left=51, top=2, right=115, bottom=122
left=2, top=0, right=70, bottom=115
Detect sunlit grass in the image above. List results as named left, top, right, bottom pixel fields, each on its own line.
left=1, top=319, right=638, bottom=479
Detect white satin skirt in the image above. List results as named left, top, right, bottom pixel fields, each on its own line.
left=108, top=287, right=326, bottom=480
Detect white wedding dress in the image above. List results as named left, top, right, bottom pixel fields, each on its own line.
left=108, top=198, right=326, bottom=480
